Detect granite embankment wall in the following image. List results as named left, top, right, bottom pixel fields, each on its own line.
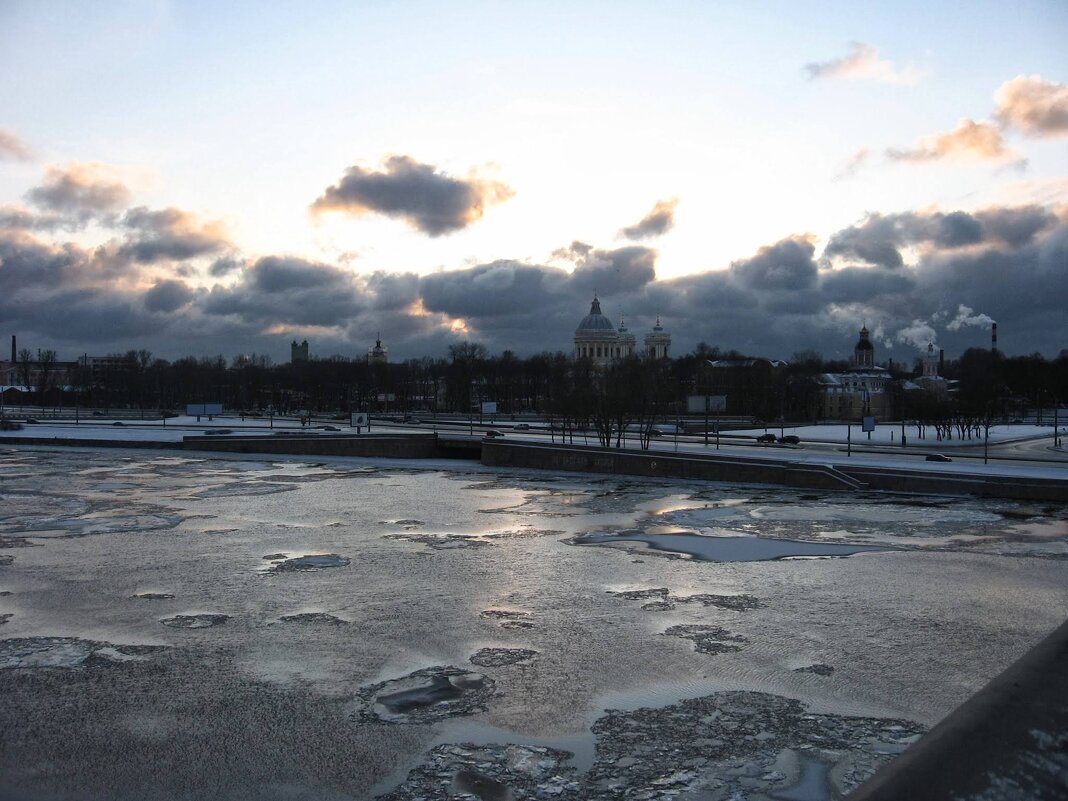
left=481, top=440, right=1068, bottom=502
left=4, top=433, right=1065, bottom=501
left=182, top=433, right=447, bottom=459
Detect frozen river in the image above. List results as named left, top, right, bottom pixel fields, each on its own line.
left=1, top=446, right=1066, bottom=800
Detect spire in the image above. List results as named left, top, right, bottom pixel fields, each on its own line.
left=653, top=314, right=663, bottom=332
left=589, top=295, right=601, bottom=315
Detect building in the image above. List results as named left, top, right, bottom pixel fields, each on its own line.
left=644, top=316, right=671, bottom=360
left=913, top=342, right=951, bottom=399
left=368, top=334, right=389, bottom=365
left=290, top=339, right=309, bottom=363
left=816, top=325, right=892, bottom=420
left=573, top=296, right=670, bottom=368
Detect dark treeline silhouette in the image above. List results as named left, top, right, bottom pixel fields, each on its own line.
left=9, top=343, right=1067, bottom=440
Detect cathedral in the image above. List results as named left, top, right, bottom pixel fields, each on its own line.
left=573, top=296, right=671, bottom=368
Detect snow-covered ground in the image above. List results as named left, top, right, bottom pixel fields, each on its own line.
left=3, top=417, right=1067, bottom=482
left=727, top=423, right=1063, bottom=447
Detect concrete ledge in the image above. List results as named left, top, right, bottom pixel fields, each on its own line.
left=481, top=441, right=1068, bottom=501
left=182, top=433, right=444, bottom=459
left=0, top=436, right=180, bottom=450
left=846, top=616, right=1068, bottom=801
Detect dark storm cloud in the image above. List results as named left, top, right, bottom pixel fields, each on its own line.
left=143, top=279, right=195, bottom=313
left=365, top=271, right=419, bottom=311
left=620, top=199, right=677, bottom=240
left=5, top=197, right=1065, bottom=362
left=824, top=208, right=1058, bottom=269
left=119, top=207, right=231, bottom=263
left=311, top=155, right=514, bottom=236
left=420, top=260, right=569, bottom=319
left=209, top=256, right=242, bottom=277
left=972, top=206, right=1058, bottom=247
left=248, top=256, right=352, bottom=293
left=200, top=256, right=365, bottom=327
left=819, top=266, right=916, bottom=303
left=729, top=236, right=818, bottom=290
left=0, top=229, right=84, bottom=287
left=27, top=163, right=130, bottom=215
left=0, top=128, right=32, bottom=162
left=571, top=246, right=657, bottom=295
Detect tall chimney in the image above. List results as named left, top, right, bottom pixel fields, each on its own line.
left=991, top=321, right=998, bottom=352
left=939, top=349, right=944, bottom=375
left=10, top=335, right=14, bottom=364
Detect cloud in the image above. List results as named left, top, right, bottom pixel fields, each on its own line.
left=25, top=162, right=131, bottom=224
left=819, top=266, right=915, bottom=303
left=620, top=199, right=678, bottom=240
left=4, top=198, right=1065, bottom=362
left=143, top=279, right=195, bottom=313
left=119, top=206, right=231, bottom=263
left=0, top=128, right=32, bottom=162
left=729, top=236, right=818, bottom=291
left=571, top=246, right=657, bottom=295
left=823, top=207, right=1057, bottom=270
left=552, top=240, right=593, bottom=262
left=200, top=256, right=365, bottom=328
left=834, top=149, right=870, bottom=180
left=420, top=260, right=569, bottom=319
left=886, top=119, right=1023, bottom=165
left=994, top=75, right=1068, bottom=137
left=311, top=155, right=513, bottom=236
left=804, top=43, right=922, bottom=86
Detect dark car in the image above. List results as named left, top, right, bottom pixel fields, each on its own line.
left=112, top=421, right=125, bottom=426
left=484, top=430, right=505, bottom=438
left=756, top=433, right=777, bottom=443
left=514, top=423, right=530, bottom=431
left=778, top=435, right=801, bottom=445
left=925, top=453, right=952, bottom=462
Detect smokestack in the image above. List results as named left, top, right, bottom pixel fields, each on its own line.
left=10, top=335, right=14, bottom=364
left=991, top=322, right=998, bottom=352
left=939, top=349, right=944, bottom=374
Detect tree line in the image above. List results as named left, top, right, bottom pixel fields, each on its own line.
left=7, top=342, right=1067, bottom=439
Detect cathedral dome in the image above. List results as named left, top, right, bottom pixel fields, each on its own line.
left=576, top=296, right=615, bottom=332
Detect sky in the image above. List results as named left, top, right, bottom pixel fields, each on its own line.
left=1, top=0, right=1066, bottom=364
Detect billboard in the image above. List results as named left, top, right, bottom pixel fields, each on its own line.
left=350, top=412, right=369, bottom=428
left=186, top=403, right=223, bottom=416
left=481, top=401, right=497, bottom=414
left=686, top=395, right=727, bottom=414
left=862, top=416, right=877, bottom=432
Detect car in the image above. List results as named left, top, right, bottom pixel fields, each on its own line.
left=484, top=430, right=505, bottom=438
left=24, top=418, right=39, bottom=424
left=91, top=411, right=103, bottom=417
left=112, top=421, right=125, bottom=426
left=755, top=433, right=777, bottom=443
left=322, top=425, right=340, bottom=431
left=514, top=423, right=530, bottom=431
left=204, top=429, right=233, bottom=436
left=925, top=453, right=952, bottom=462
left=778, top=435, right=801, bottom=445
